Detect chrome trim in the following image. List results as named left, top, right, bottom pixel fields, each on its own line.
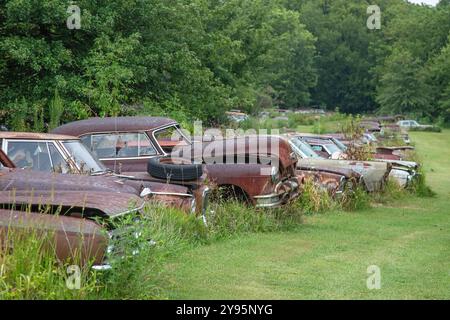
left=151, top=124, right=191, bottom=156
left=92, top=264, right=112, bottom=271
left=108, top=202, right=146, bottom=218
left=255, top=200, right=284, bottom=208
left=253, top=193, right=281, bottom=199
left=148, top=191, right=193, bottom=198
left=100, top=155, right=159, bottom=161
left=201, top=187, right=210, bottom=226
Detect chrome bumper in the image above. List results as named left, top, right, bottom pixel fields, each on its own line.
left=254, top=178, right=300, bottom=208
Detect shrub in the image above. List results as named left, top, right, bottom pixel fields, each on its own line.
left=371, top=178, right=407, bottom=204
left=297, top=177, right=334, bottom=214
left=206, top=200, right=303, bottom=239
left=407, top=169, right=436, bottom=198
left=339, top=184, right=372, bottom=211
left=409, top=126, right=442, bottom=133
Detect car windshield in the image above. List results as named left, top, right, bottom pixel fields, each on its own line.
left=62, top=140, right=107, bottom=174
left=290, top=137, right=323, bottom=159
left=154, top=125, right=191, bottom=152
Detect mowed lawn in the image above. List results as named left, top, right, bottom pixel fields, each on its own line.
left=161, top=130, right=450, bottom=299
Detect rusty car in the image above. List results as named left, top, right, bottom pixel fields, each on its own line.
left=294, top=134, right=418, bottom=188
left=0, top=131, right=208, bottom=217
left=0, top=149, right=147, bottom=269
left=282, top=134, right=356, bottom=196
left=286, top=135, right=392, bottom=192
left=53, top=117, right=300, bottom=208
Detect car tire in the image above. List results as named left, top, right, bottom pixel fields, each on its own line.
left=147, top=156, right=203, bottom=181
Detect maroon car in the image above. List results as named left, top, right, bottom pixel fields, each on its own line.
left=0, top=131, right=206, bottom=216
left=53, top=117, right=300, bottom=208
left=0, top=149, right=145, bottom=269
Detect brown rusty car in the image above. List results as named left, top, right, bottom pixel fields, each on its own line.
left=53, top=117, right=300, bottom=208
left=0, top=150, right=145, bottom=269
left=0, top=131, right=208, bottom=217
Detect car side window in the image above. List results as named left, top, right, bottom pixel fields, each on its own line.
left=138, top=133, right=157, bottom=156
left=48, top=143, right=70, bottom=174
left=7, top=141, right=52, bottom=172
left=91, top=133, right=157, bottom=158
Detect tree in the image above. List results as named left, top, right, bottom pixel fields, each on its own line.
left=376, top=48, right=431, bottom=116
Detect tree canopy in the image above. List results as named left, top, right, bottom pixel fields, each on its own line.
left=1, top=0, right=449, bottom=129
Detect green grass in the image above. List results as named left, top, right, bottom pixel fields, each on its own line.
left=158, top=130, right=450, bottom=299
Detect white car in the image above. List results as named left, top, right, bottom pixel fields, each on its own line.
left=397, top=120, right=433, bottom=129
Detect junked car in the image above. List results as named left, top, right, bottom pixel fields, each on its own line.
left=298, top=134, right=400, bottom=161
left=225, top=110, right=249, bottom=123
left=397, top=120, right=435, bottom=130
left=283, top=134, right=356, bottom=196
left=53, top=117, right=300, bottom=208
left=0, top=132, right=207, bottom=216
left=286, top=135, right=389, bottom=192
left=295, top=134, right=418, bottom=188
left=0, top=149, right=144, bottom=269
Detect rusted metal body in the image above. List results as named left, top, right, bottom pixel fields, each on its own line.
left=198, top=135, right=300, bottom=207
left=53, top=117, right=300, bottom=208
left=296, top=169, right=347, bottom=196
left=292, top=134, right=419, bottom=189
left=299, top=135, right=402, bottom=161
left=285, top=135, right=391, bottom=192
left=0, top=209, right=108, bottom=266
left=0, top=132, right=202, bottom=215
left=0, top=149, right=15, bottom=168
left=0, top=150, right=146, bottom=268
left=360, top=120, right=381, bottom=132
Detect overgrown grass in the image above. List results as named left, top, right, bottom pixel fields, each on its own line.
left=161, top=131, right=450, bottom=300
left=297, top=178, right=334, bottom=214
left=0, top=227, right=97, bottom=300
left=407, top=168, right=436, bottom=198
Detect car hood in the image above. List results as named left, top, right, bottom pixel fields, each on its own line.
left=378, top=160, right=418, bottom=170
left=298, top=158, right=390, bottom=192
left=296, top=163, right=359, bottom=179
left=0, top=190, right=144, bottom=218
left=0, top=169, right=191, bottom=198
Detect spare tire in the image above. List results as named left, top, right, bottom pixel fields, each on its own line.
left=148, top=156, right=203, bottom=181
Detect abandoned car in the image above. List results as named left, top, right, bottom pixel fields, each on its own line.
left=0, top=131, right=208, bottom=216
left=0, top=149, right=147, bottom=269
left=286, top=135, right=391, bottom=192
left=53, top=117, right=300, bottom=208
left=293, top=134, right=418, bottom=188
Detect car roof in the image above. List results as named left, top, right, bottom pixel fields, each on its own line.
left=52, top=117, right=178, bottom=137
left=0, top=131, right=78, bottom=141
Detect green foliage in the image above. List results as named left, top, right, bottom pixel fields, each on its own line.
left=409, top=126, right=442, bottom=133
left=297, top=178, right=334, bottom=214
left=1, top=0, right=449, bottom=125
left=0, top=227, right=97, bottom=300
left=407, top=169, right=436, bottom=198
left=376, top=48, right=431, bottom=116
left=48, top=89, right=64, bottom=131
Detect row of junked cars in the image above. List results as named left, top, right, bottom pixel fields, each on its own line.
left=0, top=115, right=420, bottom=269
